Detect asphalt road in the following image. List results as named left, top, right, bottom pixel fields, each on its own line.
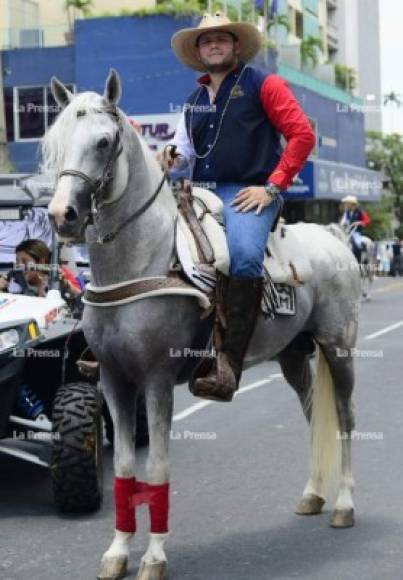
left=1, top=276, right=403, bottom=580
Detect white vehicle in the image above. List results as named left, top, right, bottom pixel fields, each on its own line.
left=0, top=174, right=148, bottom=513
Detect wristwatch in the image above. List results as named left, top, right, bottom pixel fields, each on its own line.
left=264, top=182, right=281, bottom=200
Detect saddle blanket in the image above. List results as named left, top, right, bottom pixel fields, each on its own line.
left=173, top=186, right=304, bottom=317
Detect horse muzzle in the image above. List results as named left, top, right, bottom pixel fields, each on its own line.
left=49, top=206, right=86, bottom=242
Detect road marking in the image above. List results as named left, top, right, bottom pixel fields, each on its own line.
left=173, top=373, right=283, bottom=422
left=372, top=281, right=403, bottom=294
left=364, top=320, right=403, bottom=340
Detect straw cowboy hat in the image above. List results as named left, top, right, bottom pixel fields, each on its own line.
left=171, top=12, right=264, bottom=72
left=342, top=195, right=359, bottom=205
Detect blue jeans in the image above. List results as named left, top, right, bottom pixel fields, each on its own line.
left=214, top=183, right=283, bottom=278
left=351, top=230, right=363, bottom=250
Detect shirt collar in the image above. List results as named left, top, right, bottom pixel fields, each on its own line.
left=196, top=62, right=245, bottom=86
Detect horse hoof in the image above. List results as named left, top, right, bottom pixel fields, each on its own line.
left=135, top=560, right=167, bottom=580
left=330, top=508, right=355, bottom=528
left=97, top=555, right=128, bottom=579
left=295, top=494, right=325, bottom=515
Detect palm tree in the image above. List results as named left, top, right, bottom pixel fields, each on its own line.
left=267, top=12, right=290, bottom=34
left=384, top=91, right=402, bottom=107
left=300, top=35, right=323, bottom=68
left=64, top=0, right=93, bottom=40
left=384, top=91, right=402, bottom=135
left=335, top=64, right=357, bottom=93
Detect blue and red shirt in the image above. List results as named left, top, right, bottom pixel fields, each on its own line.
left=175, top=63, right=315, bottom=189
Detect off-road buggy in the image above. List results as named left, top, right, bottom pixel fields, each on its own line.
left=0, top=174, right=148, bottom=513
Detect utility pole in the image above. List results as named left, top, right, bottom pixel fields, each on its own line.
left=0, top=52, right=11, bottom=173
left=263, top=0, right=269, bottom=66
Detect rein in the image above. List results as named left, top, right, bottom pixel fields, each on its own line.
left=95, top=171, right=168, bottom=244
left=56, top=107, right=169, bottom=244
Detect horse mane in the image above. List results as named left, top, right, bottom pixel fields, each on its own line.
left=325, top=223, right=349, bottom=245
left=42, top=92, right=101, bottom=178
left=41, top=91, right=155, bottom=180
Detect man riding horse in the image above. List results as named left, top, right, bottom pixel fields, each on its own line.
left=340, top=195, right=370, bottom=263
left=160, top=12, right=316, bottom=402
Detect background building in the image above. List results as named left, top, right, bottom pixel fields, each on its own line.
left=337, top=0, right=382, bottom=132
left=0, top=0, right=156, bottom=49
left=0, top=8, right=382, bottom=222
left=275, top=0, right=382, bottom=131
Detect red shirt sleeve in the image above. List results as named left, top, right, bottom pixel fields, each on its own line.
left=360, top=210, right=371, bottom=227
left=60, top=266, right=81, bottom=291
left=260, top=74, right=316, bottom=190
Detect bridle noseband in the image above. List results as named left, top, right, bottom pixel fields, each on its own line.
left=56, top=106, right=169, bottom=244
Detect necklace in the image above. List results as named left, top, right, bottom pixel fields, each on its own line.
left=188, top=64, right=248, bottom=160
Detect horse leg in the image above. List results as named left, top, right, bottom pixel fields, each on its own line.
left=98, top=366, right=138, bottom=580
left=322, top=349, right=355, bottom=528
left=135, top=377, right=173, bottom=580
left=277, top=339, right=325, bottom=516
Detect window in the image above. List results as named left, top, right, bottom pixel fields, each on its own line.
left=17, top=86, right=45, bottom=139
left=288, top=7, right=304, bottom=40
left=4, top=84, right=74, bottom=142
left=4, top=87, right=14, bottom=142
left=296, top=10, right=303, bottom=39
left=308, top=117, right=319, bottom=158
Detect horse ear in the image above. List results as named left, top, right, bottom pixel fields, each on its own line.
left=104, top=68, right=121, bottom=106
left=51, top=77, right=73, bottom=109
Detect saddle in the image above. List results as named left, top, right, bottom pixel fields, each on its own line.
left=172, top=180, right=313, bottom=317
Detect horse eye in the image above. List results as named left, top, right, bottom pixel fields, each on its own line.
left=97, top=137, right=109, bottom=150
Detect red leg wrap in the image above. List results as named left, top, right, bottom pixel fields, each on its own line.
left=148, top=482, right=170, bottom=534
left=114, top=476, right=137, bottom=533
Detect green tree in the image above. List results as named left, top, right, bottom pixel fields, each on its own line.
left=395, top=225, right=403, bottom=239
left=64, top=0, right=93, bottom=36
left=300, top=36, right=323, bottom=68
left=384, top=91, right=402, bottom=107
left=335, top=64, right=357, bottom=93
left=65, top=0, right=93, bottom=14
left=267, top=12, right=290, bottom=34
left=362, top=196, right=394, bottom=240
left=367, top=131, right=403, bottom=226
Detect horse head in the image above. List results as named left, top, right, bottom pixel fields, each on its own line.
left=46, top=69, right=130, bottom=242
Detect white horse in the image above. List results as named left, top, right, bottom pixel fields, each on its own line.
left=45, top=71, right=361, bottom=580
left=326, top=223, right=376, bottom=300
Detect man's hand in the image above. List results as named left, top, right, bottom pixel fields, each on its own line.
left=0, top=275, right=9, bottom=291
left=155, top=145, right=184, bottom=172
left=230, top=186, right=273, bottom=215
left=58, top=269, right=81, bottom=297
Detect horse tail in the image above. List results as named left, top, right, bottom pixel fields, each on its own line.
left=305, top=345, right=342, bottom=498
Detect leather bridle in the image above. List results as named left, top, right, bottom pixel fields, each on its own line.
left=56, top=106, right=169, bottom=244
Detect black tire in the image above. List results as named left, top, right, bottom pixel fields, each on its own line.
left=103, top=392, right=149, bottom=449
left=51, top=382, right=103, bottom=513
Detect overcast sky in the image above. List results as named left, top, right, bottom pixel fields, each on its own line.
left=380, top=0, right=403, bottom=134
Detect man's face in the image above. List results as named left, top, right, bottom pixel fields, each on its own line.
left=196, top=31, right=240, bottom=73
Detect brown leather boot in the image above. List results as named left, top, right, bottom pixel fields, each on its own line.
left=190, top=276, right=263, bottom=402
